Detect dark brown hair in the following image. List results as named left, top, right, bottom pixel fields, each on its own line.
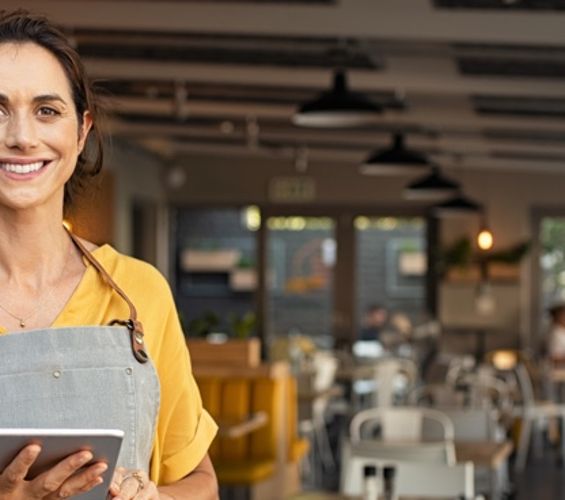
left=0, top=9, right=104, bottom=207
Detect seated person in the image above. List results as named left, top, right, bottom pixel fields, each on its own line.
left=548, top=301, right=565, bottom=363
left=359, top=304, right=388, bottom=342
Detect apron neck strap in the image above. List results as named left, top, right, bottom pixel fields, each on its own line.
left=65, top=228, right=149, bottom=364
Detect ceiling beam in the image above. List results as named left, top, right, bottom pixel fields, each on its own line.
left=145, top=138, right=565, bottom=175
left=85, top=59, right=565, bottom=98
left=7, top=0, right=565, bottom=46
left=111, top=95, right=565, bottom=135
left=112, top=120, right=565, bottom=160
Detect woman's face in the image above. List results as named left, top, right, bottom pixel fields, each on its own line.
left=0, top=42, right=91, bottom=212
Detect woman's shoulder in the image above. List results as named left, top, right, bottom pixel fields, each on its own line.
left=93, top=245, right=173, bottom=300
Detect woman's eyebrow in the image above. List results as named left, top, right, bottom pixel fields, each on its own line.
left=0, top=93, right=68, bottom=105
left=32, top=94, right=67, bottom=105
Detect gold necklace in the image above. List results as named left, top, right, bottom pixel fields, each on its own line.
left=0, top=284, right=56, bottom=329
left=0, top=236, right=72, bottom=329
left=0, top=302, right=40, bottom=328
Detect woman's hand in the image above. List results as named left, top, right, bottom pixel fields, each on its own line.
left=108, top=467, right=161, bottom=500
left=0, top=444, right=108, bottom=499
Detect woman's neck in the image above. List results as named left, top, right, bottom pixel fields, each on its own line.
left=0, top=207, right=73, bottom=290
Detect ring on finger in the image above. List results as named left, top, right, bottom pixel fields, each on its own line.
left=120, top=471, right=145, bottom=494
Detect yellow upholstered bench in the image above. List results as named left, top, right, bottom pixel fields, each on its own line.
left=195, top=362, right=308, bottom=499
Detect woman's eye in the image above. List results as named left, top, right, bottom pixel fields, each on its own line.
left=37, top=107, right=60, bottom=117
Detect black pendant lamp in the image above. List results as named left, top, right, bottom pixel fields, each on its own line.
left=293, top=69, right=382, bottom=128
left=403, top=166, right=460, bottom=200
left=433, top=193, right=482, bottom=218
left=359, top=133, right=431, bottom=176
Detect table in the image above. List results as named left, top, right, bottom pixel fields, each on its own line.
left=216, top=411, right=268, bottom=438
left=455, top=440, right=513, bottom=500
left=455, top=440, right=512, bottom=469
left=335, top=364, right=375, bottom=382
left=298, top=385, right=344, bottom=402
left=551, top=367, right=565, bottom=384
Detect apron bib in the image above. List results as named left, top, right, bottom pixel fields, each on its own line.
left=0, top=325, right=160, bottom=472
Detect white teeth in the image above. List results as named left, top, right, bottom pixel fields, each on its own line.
left=0, top=161, right=45, bottom=174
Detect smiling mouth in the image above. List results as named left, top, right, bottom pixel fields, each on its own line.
left=0, top=161, right=50, bottom=174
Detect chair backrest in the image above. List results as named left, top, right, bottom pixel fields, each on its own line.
left=340, top=441, right=474, bottom=499
left=430, top=407, right=500, bottom=442
left=371, top=357, right=418, bottom=407
left=408, top=383, right=466, bottom=408
left=310, top=350, right=338, bottom=392
left=350, top=407, right=455, bottom=443
left=515, top=362, right=536, bottom=406
left=445, top=355, right=476, bottom=386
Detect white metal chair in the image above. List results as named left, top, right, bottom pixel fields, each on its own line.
left=408, top=383, right=467, bottom=408
left=353, top=357, right=418, bottom=409
left=297, top=350, right=339, bottom=476
left=349, top=407, right=457, bottom=465
left=512, top=362, right=565, bottom=470
left=450, top=367, right=514, bottom=412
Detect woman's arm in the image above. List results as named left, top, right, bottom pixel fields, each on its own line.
left=158, top=454, right=218, bottom=500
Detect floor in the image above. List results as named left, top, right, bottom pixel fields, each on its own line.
left=513, top=450, right=565, bottom=500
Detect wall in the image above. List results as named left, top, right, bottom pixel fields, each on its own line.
left=68, top=139, right=169, bottom=276
left=106, top=140, right=169, bottom=275
left=166, top=151, right=565, bottom=348
left=66, top=170, right=115, bottom=246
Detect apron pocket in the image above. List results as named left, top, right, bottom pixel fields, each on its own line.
left=0, top=367, right=137, bottom=468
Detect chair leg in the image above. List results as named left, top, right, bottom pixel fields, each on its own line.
left=314, top=418, right=335, bottom=470
left=557, top=414, right=565, bottom=467
left=532, top=419, right=544, bottom=459
left=515, top=417, right=532, bottom=471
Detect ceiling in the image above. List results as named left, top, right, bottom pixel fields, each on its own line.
left=6, top=0, right=565, bottom=174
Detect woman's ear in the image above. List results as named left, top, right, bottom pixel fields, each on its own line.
left=77, top=110, right=93, bottom=154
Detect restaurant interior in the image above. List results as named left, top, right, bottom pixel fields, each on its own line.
left=9, top=0, right=565, bottom=498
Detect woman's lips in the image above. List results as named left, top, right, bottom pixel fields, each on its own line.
left=0, top=160, right=51, bottom=180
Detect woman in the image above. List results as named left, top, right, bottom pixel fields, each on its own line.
left=548, top=302, right=565, bottom=364
left=0, top=10, right=218, bottom=499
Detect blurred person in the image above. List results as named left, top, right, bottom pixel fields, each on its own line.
left=0, top=10, right=218, bottom=499
left=359, top=303, right=388, bottom=342
left=548, top=301, right=565, bottom=363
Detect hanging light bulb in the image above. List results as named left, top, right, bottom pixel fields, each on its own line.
left=477, top=213, right=494, bottom=251
left=477, top=227, right=494, bottom=251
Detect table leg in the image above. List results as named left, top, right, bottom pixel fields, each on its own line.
left=475, top=329, right=486, bottom=362
left=560, top=414, right=565, bottom=468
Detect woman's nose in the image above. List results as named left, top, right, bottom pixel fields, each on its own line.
left=4, top=114, right=39, bottom=150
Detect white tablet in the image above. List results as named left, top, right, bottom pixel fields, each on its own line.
left=0, top=428, right=124, bottom=500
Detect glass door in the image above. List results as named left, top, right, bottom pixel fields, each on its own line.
left=264, top=216, right=336, bottom=349
left=536, top=215, right=565, bottom=340
left=354, top=216, right=428, bottom=346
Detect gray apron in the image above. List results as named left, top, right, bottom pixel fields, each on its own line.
left=0, top=232, right=160, bottom=493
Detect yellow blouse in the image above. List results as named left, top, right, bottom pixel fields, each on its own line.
left=0, top=245, right=217, bottom=485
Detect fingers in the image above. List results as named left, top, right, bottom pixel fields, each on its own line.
left=113, top=476, right=139, bottom=499
left=31, top=450, right=93, bottom=497
left=0, top=444, right=41, bottom=493
left=109, top=466, right=126, bottom=496
left=54, top=461, right=108, bottom=498
left=130, top=482, right=159, bottom=500
left=112, top=469, right=157, bottom=500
